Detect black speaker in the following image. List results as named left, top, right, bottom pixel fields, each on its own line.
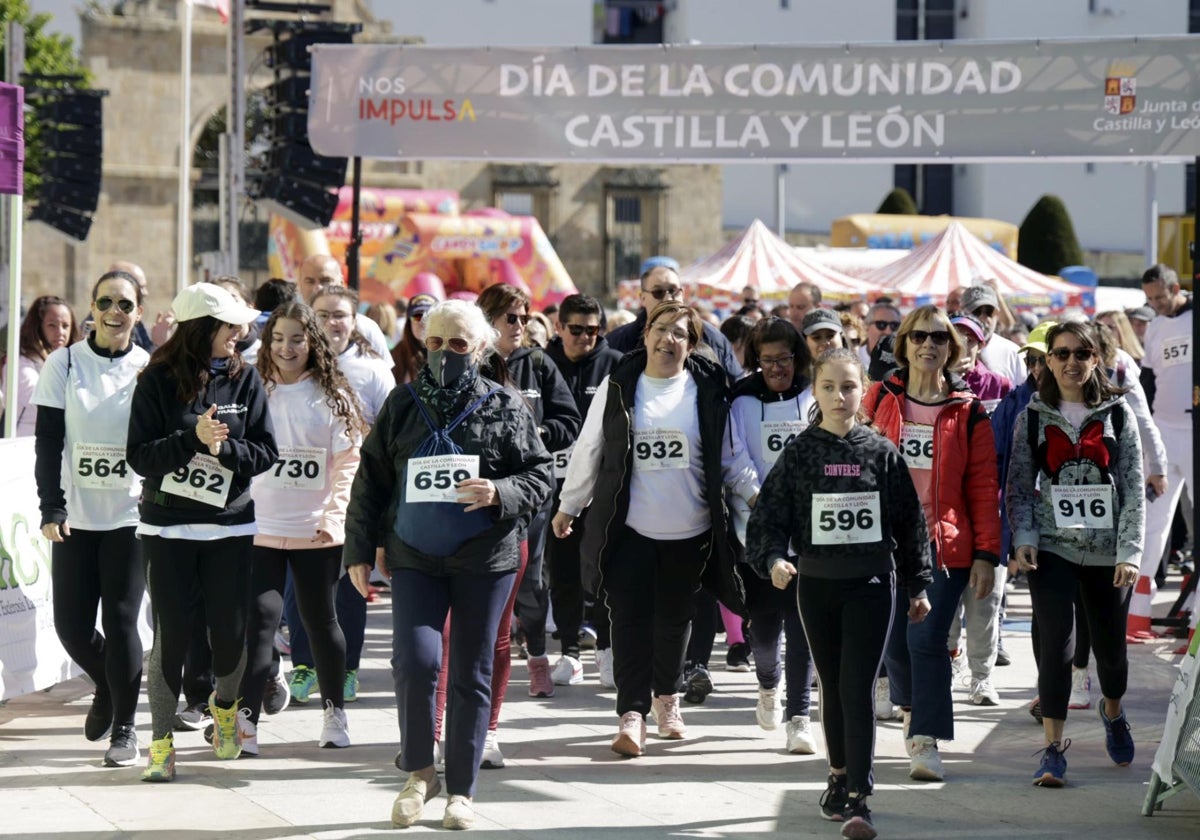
left=27, top=87, right=107, bottom=241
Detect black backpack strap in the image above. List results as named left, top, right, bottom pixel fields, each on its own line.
left=445, top=388, right=502, bottom=434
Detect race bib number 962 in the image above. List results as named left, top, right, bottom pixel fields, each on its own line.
left=812, top=492, right=883, bottom=545
left=162, top=453, right=233, bottom=508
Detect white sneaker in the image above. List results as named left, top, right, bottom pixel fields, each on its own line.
left=785, top=715, right=816, bottom=754
left=238, top=709, right=259, bottom=757
left=969, top=677, right=1000, bottom=706
left=874, top=677, right=899, bottom=721
left=551, top=655, right=584, bottom=686
left=949, top=650, right=968, bottom=688
left=434, top=739, right=445, bottom=773
left=755, top=686, right=782, bottom=731
left=480, top=729, right=505, bottom=769
left=595, top=648, right=615, bottom=689
left=908, top=735, right=944, bottom=781
left=1068, top=667, right=1092, bottom=709
left=319, top=702, right=350, bottom=748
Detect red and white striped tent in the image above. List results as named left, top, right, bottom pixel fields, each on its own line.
left=861, top=221, right=1092, bottom=313
left=682, top=219, right=875, bottom=311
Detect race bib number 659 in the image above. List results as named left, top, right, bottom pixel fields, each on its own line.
left=812, top=491, right=883, bottom=545
left=406, top=454, right=480, bottom=503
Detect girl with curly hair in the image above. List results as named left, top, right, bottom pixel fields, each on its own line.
left=238, top=302, right=367, bottom=753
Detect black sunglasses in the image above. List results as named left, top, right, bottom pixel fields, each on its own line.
left=1049, top=347, right=1094, bottom=362
left=565, top=324, right=600, bottom=338
left=1024, top=353, right=1047, bottom=368
left=504, top=313, right=530, bottom=326
left=645, top=287, right=683, bottom=301
left=909, top=329, right=952, bottom=346
left=872, top=320, right=901, bottom=332
left=95, top=296, right=136, bottom=314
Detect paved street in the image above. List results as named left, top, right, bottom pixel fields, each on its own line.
left=2, top=579, right=1197, bottom=839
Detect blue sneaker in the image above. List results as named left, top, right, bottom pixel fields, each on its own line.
left=1099, top=705, right=1135, bottom=766
left=1032, top=739, right=1069, bottom=787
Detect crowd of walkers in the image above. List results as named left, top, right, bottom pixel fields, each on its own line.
left=18, top=253, right=1195, bottom=839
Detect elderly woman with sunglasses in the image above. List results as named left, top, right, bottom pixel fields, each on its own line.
left=861, top=304, right=1001, bottom=784
left=345, top=299, right=553, bottom=829
left=1006, top=321, right=1144, bottom=788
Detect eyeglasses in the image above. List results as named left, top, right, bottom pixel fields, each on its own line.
left=504, top=313, right=530, bottom=326
left=908, top=329, right=952, bottom=346
left=1024, top=353, right=1047, bottom=368
left=872, top=320, right=901, bottom=332
left=644, top=286, right=683, bottom=301
left=759, top=354, right=795, bottom=368
left=426, top=336, right=471, bottom=353
left=1048, top=347, right=1094, bottom=362
left=95, top=296, right=136, bottom=314
left=564, top=324, right=600, bottom=338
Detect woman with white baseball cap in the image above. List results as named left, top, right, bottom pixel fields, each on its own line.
left=127, top=282, right=278, bottom=782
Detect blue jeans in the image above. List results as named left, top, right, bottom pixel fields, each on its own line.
left=391, top=567, right=515, bottom=797
left=884, top=566, right=970, bottom=742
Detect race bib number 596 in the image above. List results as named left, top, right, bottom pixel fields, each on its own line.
left=812, top=492, right=883, bottom=545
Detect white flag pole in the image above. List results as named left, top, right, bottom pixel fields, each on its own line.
left=177, top=0, right=194, bottom=294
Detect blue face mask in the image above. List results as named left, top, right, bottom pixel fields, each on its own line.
left=427, top=347, right=477, bottom=389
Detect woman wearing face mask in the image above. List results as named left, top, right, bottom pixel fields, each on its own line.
left=284, top=284, right=397, bottom=709
left=344, top=299, right=552, bottom=831
left=237, top=302, right=366, bottom=755
left=127, top=282, right=277, bottom=782
left=551, top=301, right=753, bottom=758
left=727, top=316, right=818, bottom=755
left=32, top=271, right=149, bottom=768
left=3, top=295, right=81, bottom=436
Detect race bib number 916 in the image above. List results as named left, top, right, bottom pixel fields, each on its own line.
left=812, top=492, right=883, bottom=545
left=1050, top=484, right=1113, bottom=529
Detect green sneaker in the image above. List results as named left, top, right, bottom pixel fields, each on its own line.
left=141, top=734, right=176, bottom=782
left=344, top=669, right=359, bottom=703
left=289, top=666, right=318, bottom=705
left=208, top=693, right=242, bottom=760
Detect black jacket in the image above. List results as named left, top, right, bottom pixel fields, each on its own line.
left=506, top=346, right=581, bottom=453
left=606, top=309, right=744, bottom=383
left=544, top=335, right=623, bottom=419
left=578, top=349, right=746, bottom=614
left=746, top=424, right=933, bottom=598
left=126, top=361, right=278, bottom=526
left=343, top=375, right=554, bottom=575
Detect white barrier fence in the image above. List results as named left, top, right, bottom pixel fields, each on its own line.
left=0, top=438, right=152, bottom=701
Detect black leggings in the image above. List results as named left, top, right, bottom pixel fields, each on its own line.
left=241, top=545, right=346, bottom=723
left=144, top=535, right=252, bottom=741
left=1027, top=551, right=1130, bottom=721
left=51, top=527, right=145, bottom=728
left=797, top=573, right=895, bottom=798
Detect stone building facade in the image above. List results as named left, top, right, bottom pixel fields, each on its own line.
left=19, top=0, right=722, bottom=315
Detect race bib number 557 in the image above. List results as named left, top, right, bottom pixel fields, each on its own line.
left=812, top=492, right=883, bottom=545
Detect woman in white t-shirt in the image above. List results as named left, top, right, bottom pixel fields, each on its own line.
left=552, top=301, right=755, bottom=757
left=239, top=302, right=365, bottom=754
left=33, top=270, right=149, bottom=768
left=5, top=295, right=81, bottom=436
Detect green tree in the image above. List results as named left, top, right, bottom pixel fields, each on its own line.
left=876, top=187, right=919, bottom=215
left=1017, top=194, right=1084, bottom=275
left=0, top=0, right=90, bottom=200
